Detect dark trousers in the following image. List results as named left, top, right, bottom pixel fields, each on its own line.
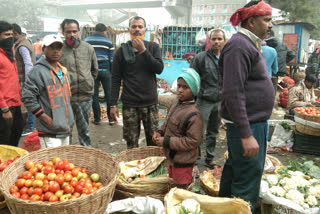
left=122, top=105, right=159, bottom=149
left=219, top=121, right=267, bottom=213
left=92, top=69, right=112, bottom=122
left=0, top=106, right=24, bottom=146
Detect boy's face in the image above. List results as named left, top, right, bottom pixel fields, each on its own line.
left=177, top=78, right=193, bottom=102
left=43, top=42, right=63, bottom=62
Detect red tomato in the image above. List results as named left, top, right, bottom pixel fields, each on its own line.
left=20, top=193, right=29, bottom=200
left=69, top=195, right=77, bottom=200
left=74, top=185, right=83, bottom=193
left=25, top=161, right=35, bottom=170
left=49, top=195, right=58, bottom=202
left=10, top=185, right=19, bottom=194
left=63, top=184, right=74, bottom=194
left=55, top=175, right=65, bottom=185
left=77, top=180, right=85, bottom=187
left=40, top=193, right=45, bottom=201
left=71, top=168, right=80, bottom=177
left=29, top=194, right=40, bottom=201
left=0, top=162, right=9, bottom=171
left=13, top=156, right=20, bottom=161
left=22, top=171, right=32, bottom=180
left=70, top=180, right=77, bottom=188
left=281, top=146, right=287, bottom=151
left=33, top=187, right=43, bottom=196
left=289, top=149, right=293, bottom=152
left=73, top=192, right=81, bottom=198
left=41, top=160, right=48, bottom=166
left=44, top=192, right=54, bottom=201
left=52, top=157, right=62, bottom=165
left=16, top=179, right=26, bottom=188
left=64, top=173, right=73, bottom=182
left=55, top=161, right=64, bottom=170
left=11, top=192, right=20, bottom=198
left=84, top=183, right=92, bottom=189
left=27, top=187, right=34, bottom=196
left=63, top=163, right=70, bottom=171
left=63, top=160, right=69, bottom=165
left=43, top=166, right=54, bottom=175
left=20, top=187, right=29, bottom=195
left=49, top=182, right=60, bottom=193
left=80, top=168, right=87, bottom=174
left=82, top=188, right=89, bottom=195
left=29, top=167, right=38, bottom=175
left=42, top=184, right=50, bottom=192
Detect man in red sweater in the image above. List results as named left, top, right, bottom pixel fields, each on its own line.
left=0, top=21, right=24, bottom=146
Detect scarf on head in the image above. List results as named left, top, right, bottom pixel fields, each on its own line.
left=0, top=37, right=14, bottom=62
left=230, top=1, right=272, bottom=27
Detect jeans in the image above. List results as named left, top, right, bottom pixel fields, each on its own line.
left=92, top=69, right=112, bottom=122
left=196, top=98, right=221, bottom=163
left=219, top=121, right=267, bottom=213
left=0, top=106, right=24, bottom=146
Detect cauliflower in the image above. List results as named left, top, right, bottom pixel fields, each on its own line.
left=181, top=199, right=201, bottom=213
left=285, top=189, right=305, bottom=206
left=307, top=186, right=320, bottom=199
left=280, top=177, right=297, bottom=191
left=302, top=203, right=310, bottom=209
left=309, top=178, right=319, bottom=184
left=288, top=170, right=305, bottom=177
left=305, top=195, right=318, bottom=207
left=291, top=176, right=310, bottom=188
left=270, top=186, right=286, bottom=197
left=266, top=174, right=279, bottom=186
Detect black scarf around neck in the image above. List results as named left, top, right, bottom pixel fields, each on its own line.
left=0, top=37, right=14, bottom=62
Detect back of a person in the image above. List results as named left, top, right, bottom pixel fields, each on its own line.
left=262, top=45, right=277, bottom=77
left=33, top=41, right=42, bottom=56
left=220, top=33, right=274, bottom=122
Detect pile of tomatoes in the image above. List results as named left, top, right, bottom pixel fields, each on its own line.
left=9, top=157, right=103, bottom=202
left=295, top=107, right=320, bottom=116
left=0, top=156, right=20, bottom=172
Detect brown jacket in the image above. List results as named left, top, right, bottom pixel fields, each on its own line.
left=158, top=99, right=202, bottom=167
left=14, top=37, right=36, bottom=82
left=288, top=81, right=316, bottom=110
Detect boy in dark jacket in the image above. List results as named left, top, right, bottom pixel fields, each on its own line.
left=22, top=34, right=74, bottom=148
left=152, top=68, right=202, bottom=188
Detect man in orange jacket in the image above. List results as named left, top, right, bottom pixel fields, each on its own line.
left=0, top=21, right=24, bottom=146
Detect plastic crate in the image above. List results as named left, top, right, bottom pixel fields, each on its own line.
left=162, top=26, right=212, bottom=59
left=293, top=130, right=320, bottom=155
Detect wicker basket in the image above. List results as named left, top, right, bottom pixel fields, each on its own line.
left=0, top=145, right=28, bottom=210
left=114, top=146, right=194, bottom=201
left=294, top=107, right=320, bottom=123
left=199, top=171, right=220, bottom=197
left=0, top=145, right=120, bottom=214
left=294, top=107, right=320, bottom=136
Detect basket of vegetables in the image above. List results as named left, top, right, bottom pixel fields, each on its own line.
left=294, top=107, right=320, bottom=136
left=0, top=145, right=120, bottom=214
left=0, top=145, right=28, bottom=209
left=114, top=146, right=194, bottom=201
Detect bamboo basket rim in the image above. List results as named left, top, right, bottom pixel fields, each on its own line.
left=0, top=145, right=120, bottom=214
left=295, top=122, right=320, bottom=136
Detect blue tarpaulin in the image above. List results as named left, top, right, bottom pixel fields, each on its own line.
left=156, top=60, right=189, bottom=86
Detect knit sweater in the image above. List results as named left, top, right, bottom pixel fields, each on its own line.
left=219, top=32, right=275, bottom=138
left=111, top=40, right=163, bottom=107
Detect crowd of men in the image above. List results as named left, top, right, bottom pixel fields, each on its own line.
left=1, top=0, right=320, bottom=212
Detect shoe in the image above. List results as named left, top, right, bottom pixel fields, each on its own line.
left=205, top=160, right=217, bottom=169
left=21, top=129, right=33, bottom=137
left=108, top=119, right=116, bottom=126
left=92, top=120, right=101, bottom=125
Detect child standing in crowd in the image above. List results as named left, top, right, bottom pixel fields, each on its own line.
left=152, top=68, right=202, bottom=188
left=21, top=34, right=74, bottom=148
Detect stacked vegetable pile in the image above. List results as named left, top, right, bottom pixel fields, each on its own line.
left=263, top=159, right=320, bottom=210
left=279, top=88, right=289, bottom=109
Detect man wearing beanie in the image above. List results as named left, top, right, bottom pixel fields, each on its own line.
left=0, top=21, right=24, bottom=146
left=218, top=1, right=275, bottom=212
left=153, top=68, right=202, bottom=188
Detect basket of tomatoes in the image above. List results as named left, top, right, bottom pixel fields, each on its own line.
left=0, top=145, right=28, bottom=209
left=294, top=107, right=320, bottom=136
left=0, top=145, right=120, bottom=214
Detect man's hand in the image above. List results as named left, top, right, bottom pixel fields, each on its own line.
left=39, top=113, right=53, bottom=127
left=132, top=38, right=145, bottom=54
left=152, top=132, right=161, bottom=143
left=155, top=137, right=164, bottom=147
left=110, top=107, right=119, bottom=122
left=2, top=111, right=13, bottom=122
left=241, top=136, right=259, bottom=157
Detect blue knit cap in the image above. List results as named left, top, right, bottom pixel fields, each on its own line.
left=178, top=68, right=200, bottom=96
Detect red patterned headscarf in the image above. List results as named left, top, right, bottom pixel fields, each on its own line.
left=230, top=1, right=272, bottom=27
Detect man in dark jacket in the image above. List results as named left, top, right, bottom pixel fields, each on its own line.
left=190, top=29, right=226, bottom=168
left=265, top=30, right=296, bottom=77
left=85, top=23, right=115, bottom=126
left=218, top=1, right=275, bottom=212
left=59, top=19, right=98, bottom=147
left=110, top=16, right=164, bottom=149
left=306, top=46, right=320, bottom=88
left=13, top=23, right=37, bottom=136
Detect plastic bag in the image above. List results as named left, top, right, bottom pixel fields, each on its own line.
left=105, top=196, right=165, bottom=214
left=195, top=27, right=207, bottom=48
left=22, top=130, right=41, bottom=152
left=269, top=124, right=293, bottom=148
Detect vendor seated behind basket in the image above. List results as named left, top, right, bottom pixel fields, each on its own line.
left=152, top=68, right=202, bottom=188
left=288, top=74, right=319, bottom=115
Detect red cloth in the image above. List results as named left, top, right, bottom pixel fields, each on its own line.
left=230, top=1, right=272, bottom=27
left=168, top=165, right=193, bottom=185
left=0, top=48, right=22, bottom=108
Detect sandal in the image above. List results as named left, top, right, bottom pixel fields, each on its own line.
left=109, top=120, right=116, bottom=126
left=267, top=147, right=279, bottom=154
left=205, top=160, right=217, bottom=169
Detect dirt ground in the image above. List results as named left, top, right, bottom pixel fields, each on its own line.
left=0, top=105, right=318, bottom=214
